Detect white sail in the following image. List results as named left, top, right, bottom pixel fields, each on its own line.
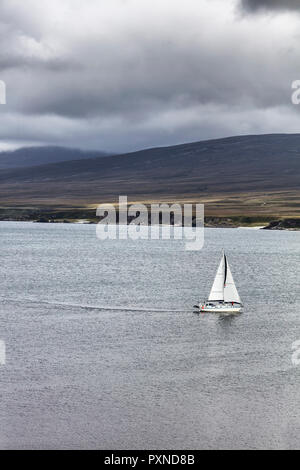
left=223, top=260, right=241, bottom=304
left=208, top=254, right=225, bottom=301
left=207, top=252, right=241, bottom=304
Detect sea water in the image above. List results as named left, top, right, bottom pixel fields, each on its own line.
left=0, top=221, right=299, bottom=449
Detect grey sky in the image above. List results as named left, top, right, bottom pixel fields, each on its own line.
left=241, top=0, right=300, bottom=11
left=0, top=0, right=300, bottom=152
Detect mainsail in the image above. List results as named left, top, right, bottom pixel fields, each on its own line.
left=208, top=252, right=241, bottom=304
left=208, top=254, right=225, bottom=301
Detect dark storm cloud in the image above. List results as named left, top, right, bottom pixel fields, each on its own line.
left=241, top=0, right=300, bottom=12
left=0, top=0, right=300, bottom=152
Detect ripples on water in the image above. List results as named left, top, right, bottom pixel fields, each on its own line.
left=0, top=221, right=300, bottom=449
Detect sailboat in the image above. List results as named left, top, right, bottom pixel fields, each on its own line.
left=195, top=251, right=242, bottom=313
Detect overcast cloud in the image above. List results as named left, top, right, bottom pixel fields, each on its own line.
left=0, top=0, right=300, bottom=152
left=241, top=0, right=300, bottom=12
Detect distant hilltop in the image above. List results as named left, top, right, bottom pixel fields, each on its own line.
left=0, top=146, right=111, bottom=169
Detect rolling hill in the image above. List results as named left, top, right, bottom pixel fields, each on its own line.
left=1, top=134, right=300, bottom=220
left=0, top=146, right=110, bottom=169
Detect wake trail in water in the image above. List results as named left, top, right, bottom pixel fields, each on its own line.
left=0, top=295, right=190, bottom=313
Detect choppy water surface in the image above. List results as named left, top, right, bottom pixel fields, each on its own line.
left=0, top=221, right=300, bottom=449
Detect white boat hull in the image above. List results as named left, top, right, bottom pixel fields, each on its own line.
left=198, top=304, right=242, bottom=314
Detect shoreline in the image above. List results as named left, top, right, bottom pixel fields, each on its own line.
left=0, top=207, right=299, bottom=230
left=0, top=217, right=300, bottom=230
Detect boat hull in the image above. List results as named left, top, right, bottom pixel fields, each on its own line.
left=198, top=305, right=242, bottom=314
